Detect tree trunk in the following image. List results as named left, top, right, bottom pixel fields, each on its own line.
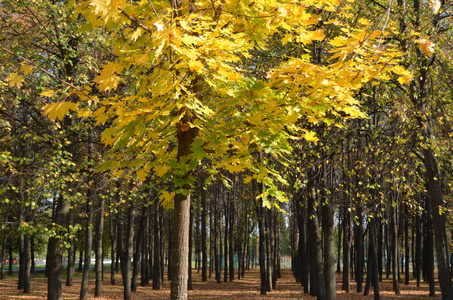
left=322, top=165, right=336, bottom=300
left=95, top=194, right=105, bottom=297
left=308, top=179, right=325, bottom=299
left=355, top=209, right=364, bottom=293
left=423, top=194, right=436, bottom=296
left=66, top=208, right=75, bottom=287
left=1, top=231, right=6, bottom=280
left=404, top=205, right=410, bottom=285
left=170, top=190, right=191, bottom=300
left=342, top=205, right=351, bottom=292
left=120, top=203, right=135, bottom=300
left=153, top=198, right=162, bottom=289
left=80, top=195, right=94, bottom=300
left=423, top=148, right=453, bottom=299
left=132, top=206, right=146, bottom=293
left=47, top=195, right=71, bottom=300
left=391, top=200, right=400, bottom=294
left=258, top=201, right=267, bottom=295
left=110, top=198, right=118, bottom=286
left=23, top=233, right=31, bottom=293
left=201, top=179, right=208, bottom=282
left=415, top=213, right=422, bottom=287
left=229, top=192, right=235, bottom=282
left=188, top=207, right=194, bottom=291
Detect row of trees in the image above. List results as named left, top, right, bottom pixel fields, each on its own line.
left=1, top=0, right=452, bottom=300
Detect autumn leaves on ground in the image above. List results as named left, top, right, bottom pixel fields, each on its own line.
left=0, top=268, right=441, bottom=299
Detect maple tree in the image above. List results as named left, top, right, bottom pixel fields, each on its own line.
left=37, top=1, right=407, bottom=299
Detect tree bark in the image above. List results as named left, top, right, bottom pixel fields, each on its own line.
left=120, top=203, right=135, bottom=300
left=201, top=179, right=208, bottom=282
left=423, top=148, right=453, bottom=299
left=80, top=194, right=94, bottom=300
left=47, top=194, right=71, bottom=300
left=94, top=194, right=105, bottom=297
left=132, top=206, right=146, bottom=293
left=169, top=121, right=198, bottom=300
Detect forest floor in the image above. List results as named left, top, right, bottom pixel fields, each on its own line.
left=0, top=268, right=442, bottom=299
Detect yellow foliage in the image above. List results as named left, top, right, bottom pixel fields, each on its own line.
left=43, top=102, right=79, bottom=121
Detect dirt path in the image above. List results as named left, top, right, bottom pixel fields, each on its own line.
left=0, top=268, right=442, bottom=299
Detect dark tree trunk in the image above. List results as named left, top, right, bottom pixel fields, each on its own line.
left=132, top=206, right=146, bottom=293
left=153, top=197, right=162, bottom=290
left=18, top=209, right=24, bottom=290
left=141, top=204, right=150, bottom=287
left=167, top=210, right=172, bottom=281
left=424, top=194, right=436, bottom=296
left=258, top=202, right=267, bottom=295
left=201, top=179, right=208, bottom=282
left=224, top=196, right=228, bottom=283
left=120, top=203, right=135, bottom=300
left=1, top=231, right=6, bottom=280
left=47, top=195, right=71, bottom=300
left=95, top=194, right=105, bottom=297
left=322, top=197, right=336, bottom=300
left=229, top=192, right=235, bottom=282
left=188, top=207, right=194, bottom=291
left=342, top=206, right=351, bottom=292
left=364, top=218, right=380, bottom=299
left=298, top=194, right=309, bottom=294
left=23, top=233, right=31, bottom=293
left=423, top=148, right=453, bottom=299
left=355, top=209, right=364, bottom=293
left=308, top=179, right=325, bottom=299
left=78, top=250, right=83, bottom=273
left=415, top=213, right=422, bottom=287
left=391, top=201, right=400, bottom=294
left=80, top=195, right=94, bottom=300
left=66, top=209, right=75, bottom=286
left=404, top=205, right=410, bottom=285
left=110, top=199, right=118, bottom=286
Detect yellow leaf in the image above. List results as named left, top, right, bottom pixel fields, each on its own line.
left=303, top=131, right=319, bottom=142
left=20, top=63, right=34, bottom=76
left=40, top=89, right=57, bottom=97
left=43, top=102, right=79, bottom=121
left=78, top=110, right=92, bottom=118
left=6, top=73, right=24, bottom=88
left=94, top=62, right=124, bottom=91
left=225, top=164, right=246, bottom=173
left=160, top=191, right=175, bottom=209
left=188, top=60, right=203, bottom=72
left=137, top=169, right=148, bottom=182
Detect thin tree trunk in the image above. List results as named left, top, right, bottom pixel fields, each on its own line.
left=23, top=233, right=31, bottom=293
left=66, top=208, right=75, bottom=287
left=95, top=194, right=105, bottom=297
left=47, top=194, right=71, bottom=300
left=120, top=203, right=135, bottom=300
left=391, top=200, right=400, bottom=294
left=188, top=206, right=194, bottom=291
left=355, top=209, right=364, bottom=293
left=1, top=231, right=6, bottom=280
left=201, top=179, right=208, bottom=282
left=80, top=197, right=93, bottom=300
left=132, top=206, right=146, bottom=293
left=153, top=197, right=162, bottom=289
left=404, top=205, right=410, bottom=285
